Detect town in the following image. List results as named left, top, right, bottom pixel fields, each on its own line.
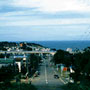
left=0, top=42, right=55, bottom=90
left=0, top=42, right=90, bottom=90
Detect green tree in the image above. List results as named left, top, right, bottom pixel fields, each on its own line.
left=53, top=49, right=73, bottom=66
left=29, top=54, right=41, bottom=75
left=0, top=65, right=17, bottom=84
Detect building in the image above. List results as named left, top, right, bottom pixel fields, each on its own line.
left=0, top=58, right=15, bottom=68
left=20, top=43, right=23, bottom=47
left=66, top=48, right=72, bottom=53
left=14, top=55, right=29, bottom=72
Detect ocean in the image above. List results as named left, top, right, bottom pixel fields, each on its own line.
left=30, top=41, right=90, bottom=50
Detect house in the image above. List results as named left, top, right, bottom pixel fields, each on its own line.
left=14, top=55, right=29, bottom=72
left=66, top=48, right=72, bottom=53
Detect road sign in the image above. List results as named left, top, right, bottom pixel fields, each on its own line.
left=61, top=65, right=64, bottom=71
left=63, top=67, right=67, bottom=71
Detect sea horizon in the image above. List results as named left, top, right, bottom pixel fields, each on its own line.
left=0, top=40, right=90, bottom=50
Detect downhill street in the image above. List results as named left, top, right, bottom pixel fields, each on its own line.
left=31, top=58, right=65, bottom=90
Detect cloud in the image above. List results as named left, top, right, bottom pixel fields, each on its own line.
left=0, top=0, right=90, bottom=22
left=0, top=0, right=90, bottom=15
left=0, top=18, right=90, bottom=26
left=12, top=0, right=40, bottom=8
left=0, top=0, right=90, bottom=41
left=11, top=0, right=90, bottom=13
left=0, top=25, right=89, bottom=41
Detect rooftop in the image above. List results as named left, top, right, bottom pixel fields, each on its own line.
left=0, top=58, right=14, bottom=64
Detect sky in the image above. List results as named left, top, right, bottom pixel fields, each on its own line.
left=0, top=0, right=90, bottom=41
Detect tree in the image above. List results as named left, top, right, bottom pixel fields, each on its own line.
left=29, top=54, right=41, bottom=75
left=21, top=64, right=27, bottom=75
left=0, top=54, right=5, bottom=58
left=70, top=49, right=90, bottom=82
left=53, top=48, right=90, bottom=82
left=30, top=54, right=39, bottom=69
left=0, top=65, right=17, bottom=83
left=53, top=49, right=73, bottom=66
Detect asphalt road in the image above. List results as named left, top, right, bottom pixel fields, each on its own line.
left=31, top=58, right=65, bottom=90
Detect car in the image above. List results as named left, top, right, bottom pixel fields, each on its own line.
left=38, top=71, right=40, bottom=75
left=54, top=75, right=59, bottom=79
left=35, top=71, right=40, bottom=76
left=34, top=73, right=38, bottom=77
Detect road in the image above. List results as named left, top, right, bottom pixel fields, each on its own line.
left=0, top=51, right=56, bottom=55
left=31, top=58, right=65, bottom=90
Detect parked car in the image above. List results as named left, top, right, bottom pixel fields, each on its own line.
left=54, top=74, right=59, bottom=79
left=34, top=73, right=38, bottom=77
left=34, top=71, right=40, bottom=77
left=38, top=71, right=40, bottom=75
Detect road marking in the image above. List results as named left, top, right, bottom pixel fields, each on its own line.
left=53, top=68, right=67, bottom=84
left=59, top=78, right=67, bottom=84
left=46, top=79, right=48, bottom=84
left=45, top=61, right=48, bottom=84
left=54, top=71, right=57, bottom=74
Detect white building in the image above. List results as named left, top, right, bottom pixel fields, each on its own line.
left=14, top=55, right=28, bottom=72
left=66, top=48, right=72, bottom=53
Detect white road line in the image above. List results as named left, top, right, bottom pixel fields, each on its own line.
left=53, top=68, right=67, bottom=84
left=45, top=62, right=48, bottom=84
left=53, top=69, right=57, bottom=74
left=59, top=78, right=67, bottom=84
left=46, top=79, right=48, bottom=84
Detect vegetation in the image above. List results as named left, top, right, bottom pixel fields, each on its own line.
left=0, top=65, right=19, bottom=84
left=0, top=83, right=37, bottom=90
left=0, top=64, right=37, bottom=90
left=0, top=42, right=43, bottom=51
left=53, top=47, right=90, bottom=90
left=21, top=64, right=27, bottom=75
left=0, top=54, right=5, bottom=58
left=0, top=54, right=10, bottom=58
left=0, top=42, right=16, bottom=50
left=53, top=49, right=73, bottom=66
left=27, top=42, right=43, bottom=47
left=28, top=54, right=41, bottom=75
left=30, top=54, right=41, bottom=69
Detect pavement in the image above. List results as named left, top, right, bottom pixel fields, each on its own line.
left=30, top=58, right=66, bottom=90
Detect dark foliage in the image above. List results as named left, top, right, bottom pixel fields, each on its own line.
left=0, top=65, right=19, bottom=82
left=53, top=48, right=90, bottom=87
left=53, top=49, right=73, bottom=66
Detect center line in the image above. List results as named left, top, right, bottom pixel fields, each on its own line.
left=45, top=62, right=48, bottom=84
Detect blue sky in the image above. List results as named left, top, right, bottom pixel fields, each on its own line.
left=0, top=0, right=90, bottom=41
